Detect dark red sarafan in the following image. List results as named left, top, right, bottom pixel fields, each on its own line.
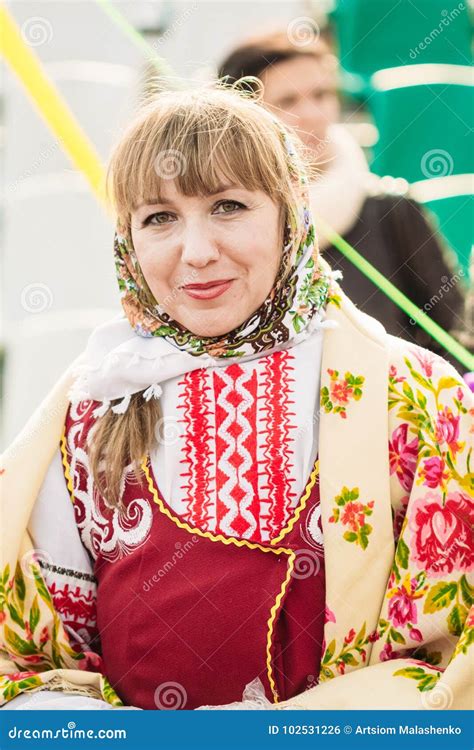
left=63, top=401, right=325, bottom=710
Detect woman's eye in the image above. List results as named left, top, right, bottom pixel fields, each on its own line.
left=144, top=212, right=175, bottom=226
left=313, top=88, right=336, bottom=101
left=213, top=200, right=246, bottom=214
left=278, top=96, right=297, bottom=109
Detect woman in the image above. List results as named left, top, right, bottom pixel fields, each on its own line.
left=1, top=86, right=472, bottom=711
left=219, top=32, right=467, bottom=369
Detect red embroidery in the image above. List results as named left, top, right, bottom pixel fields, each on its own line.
left=178, top=369, right=214, bottom=529
left=260, top=351, right=297, bottom=537
left=214, top=364, right=260, bottom=539
left=48, top=580, right=97, bottom=643
left=177, top=354, right=298, bottom=542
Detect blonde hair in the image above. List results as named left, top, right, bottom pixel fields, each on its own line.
left=90, top=82, right=312, bottom=507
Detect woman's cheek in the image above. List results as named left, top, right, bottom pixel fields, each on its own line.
left=142, top=246, right=174, bottom=288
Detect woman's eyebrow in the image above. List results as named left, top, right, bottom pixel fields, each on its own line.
left=135, top=185, right=244, bottom=210
left=208, top=183, right=242, bottom=194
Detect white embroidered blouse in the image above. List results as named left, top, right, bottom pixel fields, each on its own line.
left=4, top=320, right=324, bottom=710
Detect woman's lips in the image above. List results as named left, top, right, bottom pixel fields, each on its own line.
left=183, top=280, right=233, bottom=300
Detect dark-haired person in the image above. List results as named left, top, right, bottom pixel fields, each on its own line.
left=219, top=31, right=467, bottom=371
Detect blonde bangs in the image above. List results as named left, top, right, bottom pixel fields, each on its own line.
left=106, top=87, right=306, bottom=225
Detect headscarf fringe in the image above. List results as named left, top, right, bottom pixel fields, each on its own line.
left=143, top=383, right=163, bottom=401
left=93, top=400, right=111, bottom=418
left=111, top=394, right=132, bottom=415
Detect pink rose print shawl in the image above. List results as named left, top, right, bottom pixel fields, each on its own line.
left=1, top=285, right=472, bottom=709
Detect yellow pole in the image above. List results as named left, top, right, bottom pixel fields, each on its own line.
left=0, top=4, right=107, bottom=206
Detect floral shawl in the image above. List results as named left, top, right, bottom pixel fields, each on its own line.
left=1, top=285, right=472, bottom=709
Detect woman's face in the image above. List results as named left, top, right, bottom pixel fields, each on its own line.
left=130, top=181, right=282, bottom=338
left=261, top=55, right=340, bottom=160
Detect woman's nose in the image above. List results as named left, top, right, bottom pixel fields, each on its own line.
left=180, top=223, right=220, bottom=267
left=296, top=100, right=324, bottom=124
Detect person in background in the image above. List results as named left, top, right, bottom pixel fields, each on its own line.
left=219, top=31, right=467, bottom=371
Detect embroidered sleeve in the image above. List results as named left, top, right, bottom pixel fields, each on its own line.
left=27, top=448, right=101, bottom=660
left=0, top=444, right=121, bottom=706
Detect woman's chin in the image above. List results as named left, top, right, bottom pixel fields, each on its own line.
left=177, top=309, right=243, bottom=339
left=185, top=321, right=239, bottom=339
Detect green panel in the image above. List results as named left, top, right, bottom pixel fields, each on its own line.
left=332, top=0, right=472, bottom=83
left=424, top=195, right=473, bottom=278
left=369, top=84, right=474, bottom=183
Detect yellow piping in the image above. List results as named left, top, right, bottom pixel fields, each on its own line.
left=60, top=431, right=75, bottom=504
left=142, top=458, right=294, bottom=558
left=271, top=459, right=320, bottom=545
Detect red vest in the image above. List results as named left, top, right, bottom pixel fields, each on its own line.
left=63, top=400, right=325, bottom=709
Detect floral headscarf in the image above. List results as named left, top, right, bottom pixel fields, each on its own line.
left=113, top=130, right=335, bottom=359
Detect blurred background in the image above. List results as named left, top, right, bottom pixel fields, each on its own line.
left=1, top=0, right=473, bottom=446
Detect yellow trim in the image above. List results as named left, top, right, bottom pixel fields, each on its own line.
left=142, top=458, right=293, bottom=558
left=60, top=431, right=75, bottom=505
left=266, top=550, right=295, bottom=703
left=143, top=456, right=303, bottom=704
left=270, top=459, right=320, bottom=546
